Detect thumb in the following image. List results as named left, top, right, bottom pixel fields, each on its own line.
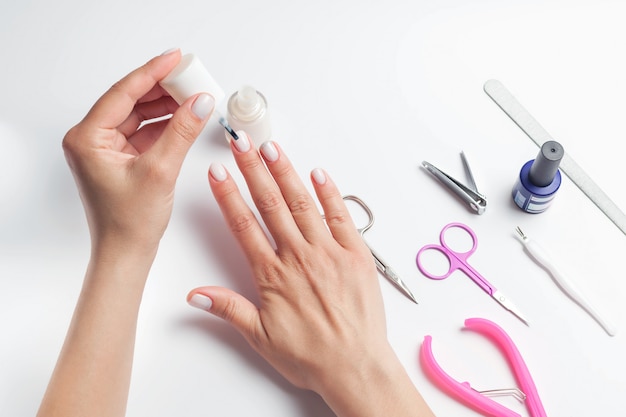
left=187, top=286, right=262, bottom=340
left=149, top=93, right=214, bottom=170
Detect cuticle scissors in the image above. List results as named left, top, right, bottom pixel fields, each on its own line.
left=420, top=318, right=547, bottom=417
left=342, top=195, right=418, bottom=304
left=416, top=222, right=528, bottom=325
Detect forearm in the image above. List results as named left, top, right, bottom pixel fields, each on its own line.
left=318, top=348, right=435, bottom=417
left=37, top=239, right=157, bottom=417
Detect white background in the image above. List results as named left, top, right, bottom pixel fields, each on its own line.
left=1, top=0, right=625, bottom=415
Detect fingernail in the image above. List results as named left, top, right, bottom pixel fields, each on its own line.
left=260, top=141, right=279, bottom=162
left=160, top=47, right=179, bottom=56
left=192, top=93, right=215, bottom=120
left=312, top=168, right=327, bottom=185
left=209, top=162, right=228, bottom=182
left=233, top=131, right=250, bottom=152
left=188, top=293, right=213, bottom=311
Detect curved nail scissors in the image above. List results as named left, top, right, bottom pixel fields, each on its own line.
left=420, top=318, right=547, bottom=417
left=416, top=222, right=528, bottom=325
left=343, top=195, right=418, bottom=304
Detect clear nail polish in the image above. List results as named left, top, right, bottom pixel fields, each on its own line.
left=260, top=141, right=279, bottom=162
left=160, top=47, right=179, bottom=56
left=209, top=163, right=228, bottom=182
left=188, top=293, right=213, bottom=311
left=312, top=168, right=327, bottom=185
left=192, top=94, right=215, bottom=120
left=233, top=131, right=250, bottom=153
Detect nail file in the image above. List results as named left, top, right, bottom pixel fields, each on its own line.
left=483, top=79, right=626, bottom=236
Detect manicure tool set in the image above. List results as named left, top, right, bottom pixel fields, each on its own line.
left=398, top=80, right=620, bottom=415
left=414, top=80, right=618, bottom=335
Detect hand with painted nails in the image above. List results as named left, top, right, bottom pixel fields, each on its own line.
left=38, top=50, right=214, bottom=417
left=187, top=134, right=435, bottom=417
left=62, top=49, right=215, bottom=250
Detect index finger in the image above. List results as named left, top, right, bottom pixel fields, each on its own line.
left=83, top=49, right=182, bottom=129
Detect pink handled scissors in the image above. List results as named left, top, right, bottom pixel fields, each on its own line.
left=420, top=318, right=547, bottom=417
left=416, top=223, right=529, bottom=325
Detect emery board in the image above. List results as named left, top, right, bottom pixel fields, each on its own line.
left=483, top=79, right=626, bottom=236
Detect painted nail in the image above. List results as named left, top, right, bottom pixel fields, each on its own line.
left=188, top=293, right=213, bottom=311
left=233, top=131, right=250, bottom=152
left=191, top=93, right=215, bottom=120
left=260, top=141, right=279, bottom=162
left=209, top=162, right=228, bottom=182
left=312, top=168, right=327, bottom=185
left=160, top=47, right=179, bottom=56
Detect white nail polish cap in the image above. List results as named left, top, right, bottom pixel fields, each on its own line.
left=159, top=53, right=226, bottom=105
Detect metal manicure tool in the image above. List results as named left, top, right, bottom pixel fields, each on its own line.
left=342, top=195, right=418, bottom=304
left=422, top=152, right=487, bottom=215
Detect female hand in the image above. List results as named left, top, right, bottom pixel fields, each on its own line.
left=62, top=49, right=215, bottom=252
left=37, top=51, right=217, bottom=417
left=188, top=134, right=434, bottom=417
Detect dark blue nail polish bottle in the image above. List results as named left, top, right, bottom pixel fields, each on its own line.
left=512, top=141, right=564, bottom=213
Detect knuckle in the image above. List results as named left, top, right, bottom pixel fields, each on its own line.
left=256, top=260, right=286, bottom=290
left=218, top=295, right=241, bottom=324
left=110, top=77, right=126, bottom=90
left=61, top=125, right=81, bottom=152
left=61, top=125, right=89, bottom=168
left=229, top=212, right=256, bottom=235
left=256, top=191, right=283, bottom=215
left=108, top=80, right=125, bottom=95
left=168, top=117, right=198, bottom=144
left=269, top=162, right=291, bottom=180
left=324, top=210, right=349, bottom=227
left=238, top=156, right=265, bottom=173
left=287, top=194, right=312, bottom=215
left=276, top=244, right=318, bottom=281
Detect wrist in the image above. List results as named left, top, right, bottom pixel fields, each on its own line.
left=315, top=346, right=402, bottom=415
left=315, top=345, right=434, bottom=417
left=86, top=232, right=159, bottom=292
left=91, top=228, right=160, bottom=262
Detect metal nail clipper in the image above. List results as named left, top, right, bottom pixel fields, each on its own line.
left=422, top=151, right=487, bottom=215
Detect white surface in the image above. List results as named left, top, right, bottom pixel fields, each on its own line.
left=1, top=1, right=625, bottom=416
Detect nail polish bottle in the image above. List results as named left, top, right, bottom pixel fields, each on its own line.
left=512, top=140, right=564, bottom=213
left=226, top=85, right=271, bottom=143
